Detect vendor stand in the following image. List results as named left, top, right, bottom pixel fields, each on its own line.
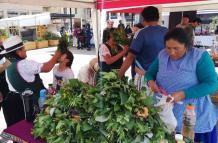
left=1, top=72, right=175, bottom=143
left=0, top=13, right=51, bottom=50
left=0, top=120, right=45, bottom=143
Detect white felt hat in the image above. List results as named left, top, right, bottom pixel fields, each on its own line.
left=0, top=36, right=24, bottom=55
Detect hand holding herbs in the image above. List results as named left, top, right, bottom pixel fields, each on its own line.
left=32, top=71, right=174, bottom=143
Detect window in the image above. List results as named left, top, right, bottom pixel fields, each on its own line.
left=0, top=11, right=3, bottom=19
left=197, top=13, right=218, bottom=35
left=124, top=13, right=130, bottom=17
left=110, top=13, right=117, bottom=19
left=64, top=8, right=67, bottom=14
left=87, top=8, right=91, bottom=18
left=32, top=11, right=41, bottom=15
left=125, top=13, right=134, bottom=21
left=20, top=12, right=28, bottom=15
left=43, top=7, right=51, bottom=12
left=7, top=11, right=18, bottom=18
left=75, top=8, right=77, bottom=14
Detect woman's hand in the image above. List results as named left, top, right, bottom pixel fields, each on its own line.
left=148, top=80, right=160, bottom=93
left=171, top=91, right=185, bottom=102
left=54, top=50, right=62, bottom=61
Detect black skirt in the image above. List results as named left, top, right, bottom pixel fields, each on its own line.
left=2, top=92, right=25, bottom=127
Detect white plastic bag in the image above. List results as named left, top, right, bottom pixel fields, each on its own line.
left=154, top=94, right=177, bottom=133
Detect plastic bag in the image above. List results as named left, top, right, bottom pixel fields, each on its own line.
left=154, top=94, right=177, bottom=133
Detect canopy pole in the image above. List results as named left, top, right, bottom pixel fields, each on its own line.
left=131, top=13, right=134, bottom=26
left=18, top=20, right=21, bottom=36
left=70, top=8, right=73, bottom=33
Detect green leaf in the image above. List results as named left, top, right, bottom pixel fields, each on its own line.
left=124, top=114, right=130, bottom=122
left=143, top=96, right=153, bottom=106
left=102, top=72, right=117, bottom=80
left=82, top=122, right=92, bottom=132
left=120, top=92, right=128, bottom=105
left=124, top=104, right=132, bottom=111
left=53, top=137, right=65, bottom=143
left=127, top=96, right=135, bottom=104
left=54, top=109, right=62, bottom=115
left=126, top=120, right=135, bottom=130
left=76, top=123, right=81, bottom=135
left=95, top=115, right=109, bottom=122
left=114, top=104, right=120, bottom=112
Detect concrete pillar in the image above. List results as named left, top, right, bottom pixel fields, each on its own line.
left=157, top=6, right=163, bottom=25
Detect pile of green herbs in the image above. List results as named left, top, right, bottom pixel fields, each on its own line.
left=32, top=71, right=174, bottom=143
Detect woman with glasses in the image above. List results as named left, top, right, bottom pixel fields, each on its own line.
left=146, top=28, right=218, bottom=143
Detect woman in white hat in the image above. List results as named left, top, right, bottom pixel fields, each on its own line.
left=0, top=35, right=62, bottom=126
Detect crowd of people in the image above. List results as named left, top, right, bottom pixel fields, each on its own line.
left=0, top=5, right=217, bottom=143
left=176, top=14, right=202, bottom=45
left=60, top=23, right=93, bottom=51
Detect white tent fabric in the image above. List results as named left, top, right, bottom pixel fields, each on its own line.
left=0, top=13, right=51, bottom=27
left=91, top=9, right=101, bottom=54
left=0, top=0, right=95, bottom=9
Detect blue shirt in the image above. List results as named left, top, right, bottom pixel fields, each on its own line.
left=129, top=25, right=168, bottom=70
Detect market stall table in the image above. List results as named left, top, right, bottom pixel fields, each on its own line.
left=0, top=120, right=45, bottom=143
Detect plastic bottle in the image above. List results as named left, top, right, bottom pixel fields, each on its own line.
left=175, top=134, right=185, bottom=143
left=38, top=89, right=46, bottom=111
left=181, top=104, right=196, bottom=142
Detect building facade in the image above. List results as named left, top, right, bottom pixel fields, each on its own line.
left=0, top=3, right=92, bottom=24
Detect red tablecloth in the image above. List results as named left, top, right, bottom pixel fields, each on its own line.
left=1, top=120, right=45, bottom=143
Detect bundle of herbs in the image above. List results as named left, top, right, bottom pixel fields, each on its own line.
left=112, top=28, right=130, bottom=46
left=32, top=71, right=174, bottom=143
left=57, top=34, right=69, bottom=53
